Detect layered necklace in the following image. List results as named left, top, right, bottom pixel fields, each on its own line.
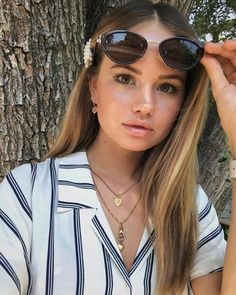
left=95, top=184, right=141, bottom=251
left=90, top=168, right=141, bottom=251
left=90, top=167, right=138, bottom=207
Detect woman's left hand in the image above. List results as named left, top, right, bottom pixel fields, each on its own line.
left=201, top=40, right=236, bottom=154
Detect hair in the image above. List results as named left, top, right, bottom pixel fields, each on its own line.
left=47, top=1, right=209, bottom=294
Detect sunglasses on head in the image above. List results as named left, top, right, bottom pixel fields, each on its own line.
left=97, top=30, right=204, bottom=71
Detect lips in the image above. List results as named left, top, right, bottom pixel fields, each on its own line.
left=122, top=121, right=154, bottom=137
left=123, top=121, right=153, bottom=131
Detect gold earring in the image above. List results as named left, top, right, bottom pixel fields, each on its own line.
left=92, top=103, right=97, bottom=114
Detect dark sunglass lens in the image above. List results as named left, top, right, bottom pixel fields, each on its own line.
left=160, top=38, right=203, bottom=70
left=103, top=31, right=147, bottom=64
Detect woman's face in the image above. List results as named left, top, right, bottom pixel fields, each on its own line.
left=90, top=21, right=186, bottom=153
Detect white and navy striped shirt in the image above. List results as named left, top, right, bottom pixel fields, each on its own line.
left=0, top=151, right=226, bottom=295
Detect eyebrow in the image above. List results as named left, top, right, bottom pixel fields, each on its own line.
left=159, top=74, right=185, bottom=84
left=110, top=65, right=185, bottom=84
left=110, top=64, right=142, bottom=75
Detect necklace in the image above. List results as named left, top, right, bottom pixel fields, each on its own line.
left=90, top=167, right=138, bottom=207
left=95, top=184, right=141, bottom=251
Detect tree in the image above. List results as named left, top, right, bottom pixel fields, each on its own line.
left=0, top=0, right=231, bottom=220
left=190, top=0, right=236, bottom=41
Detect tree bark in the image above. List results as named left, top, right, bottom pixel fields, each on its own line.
left=199, top=98, right=232, bottom=220
left=0, top=0, right=86, bottom=177
left=0, top=0, right=230, bottom=221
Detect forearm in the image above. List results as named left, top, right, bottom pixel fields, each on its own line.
left=220, top=139, right=236, bottom=294
left=220, top=179, right=236, bottom=294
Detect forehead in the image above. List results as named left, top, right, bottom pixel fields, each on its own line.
left=129, top=20, right=175, bottom=43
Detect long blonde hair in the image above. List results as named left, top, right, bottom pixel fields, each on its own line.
left=47, top=1, right=209, bottom=294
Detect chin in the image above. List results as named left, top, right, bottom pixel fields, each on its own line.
left=121, top=142, right=160, bottom=153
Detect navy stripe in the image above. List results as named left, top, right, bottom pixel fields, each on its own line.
left=58, top=201, right=92, bottom=210
left=6, top=173, right=32, bottom=220
left=31, top=163, right=37, bottom=191
left=144, top=250, right=154, bottom=295
left=59, top=164, right=90, bottom=169
left=73, top=209, right=85, bottom=295
left=210, top=267, right=223, bottom=273
left=129, top=230, right=155, bottom=276
left=45, top=159, right=57, bottom=295
left=197, top=224, right=222, bottom=250
left=0, top=253, right=21, bottom=292
left=198, top=202, right=212, bottom=222
left=92, top=216, right=131, bottom=288
left=0, top=209, right=32, bottom=294
left=58, top=180, right=95, bottom=190
left=102, top=245, right=113, bottom=295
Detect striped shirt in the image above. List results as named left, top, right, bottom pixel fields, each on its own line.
left=0, top=151, right=226, bottom=295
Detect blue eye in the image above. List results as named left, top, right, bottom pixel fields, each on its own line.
left=159, top=83, right=177, bottom=94
left=114, top=74, right=135, bottom=85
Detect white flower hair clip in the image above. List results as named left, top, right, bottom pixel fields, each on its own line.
left=83, top=39, right=93, bottom=68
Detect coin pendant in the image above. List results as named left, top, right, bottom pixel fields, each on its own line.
left=118, top=243, right=124, bottom=251
left=114, top=196, right=122, bottom=207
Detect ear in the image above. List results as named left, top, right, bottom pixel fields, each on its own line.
left=89, top=75, right=98, bottom=103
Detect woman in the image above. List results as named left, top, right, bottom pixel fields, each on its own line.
left=0, top=1, right=235, bottom=294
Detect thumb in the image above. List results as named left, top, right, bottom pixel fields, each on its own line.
left=200, top=53, right=229, bottom=99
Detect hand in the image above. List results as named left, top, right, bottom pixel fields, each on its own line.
left=201, top=39, right=236, bottom=135
left=200, top=40, right=236, bottom=139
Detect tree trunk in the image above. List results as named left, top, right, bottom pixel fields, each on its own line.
left=199, top=98, right=232, bottom=222
left=0, top=0, right=230, bottom=221
left=0, top=0, right=86, bottom=177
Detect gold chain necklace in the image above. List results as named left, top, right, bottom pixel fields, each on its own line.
left=90, top=167, right=139, bottom=207
left=95, top=183, right=141, bottom=252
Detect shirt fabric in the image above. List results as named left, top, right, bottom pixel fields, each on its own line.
left=0, top=150, right=226, bottom=295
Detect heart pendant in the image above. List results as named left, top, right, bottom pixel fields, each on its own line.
left=114, top=197, right=122, bottom=207
left=118, top=243, right=124, bottom=251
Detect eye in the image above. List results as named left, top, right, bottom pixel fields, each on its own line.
left=159, top=83, right=177, bottom=94
left=114, top=73, right=135, bottom=85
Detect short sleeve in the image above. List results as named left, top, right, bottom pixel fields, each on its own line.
left=190, top=185, right=226, bottom=280
left=0, top=164, right=33, bottom=295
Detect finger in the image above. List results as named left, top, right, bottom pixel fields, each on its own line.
left=204, top=41, right=236, bottom=66
left=205, top=40, right=236, bottom=53
left=223, top=39, right=236, bottom=50
left=201, top=53, right=229, bottom=98
left=223, top=61, right=236, bottom=83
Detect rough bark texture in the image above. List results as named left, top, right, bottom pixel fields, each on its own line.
left=0, top=0, right=86, bottom=177
left=0, top=0, right=231, bottom=220
left=198, top=99, right=232, bottom=220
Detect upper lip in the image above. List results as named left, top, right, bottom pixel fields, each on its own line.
left=123, top=120, right=153, bottom=130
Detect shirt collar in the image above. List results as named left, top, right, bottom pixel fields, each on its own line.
left=57, top=150, right=99, bottom=212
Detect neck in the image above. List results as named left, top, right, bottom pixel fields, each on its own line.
left=87, top=136, right=144, bottom=182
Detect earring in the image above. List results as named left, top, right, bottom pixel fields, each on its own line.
left=92, top=103, right=97, bottom=114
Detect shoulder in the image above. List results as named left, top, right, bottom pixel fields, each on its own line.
left=191, top=185, right=226, bottom=280
left=195, top=185, right=213, bottom=220
left=195, top=185, right=209, bottom=211
left=195, top=185, right=221, bottom=231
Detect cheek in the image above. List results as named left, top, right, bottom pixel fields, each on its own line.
left=158, top=97, right=183, bottom=121
left=96, top=83, right=133, bottom=108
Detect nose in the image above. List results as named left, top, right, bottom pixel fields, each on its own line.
left=132, top=87, right=155, bottom=117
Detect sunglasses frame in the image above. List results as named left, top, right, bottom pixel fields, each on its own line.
left=97, top=30, right=204, bottom=71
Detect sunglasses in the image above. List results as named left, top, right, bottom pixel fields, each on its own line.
left=97, top=30, right=204, bottom=71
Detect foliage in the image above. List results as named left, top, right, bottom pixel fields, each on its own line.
left=190, top=0, right=236, bottom=41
